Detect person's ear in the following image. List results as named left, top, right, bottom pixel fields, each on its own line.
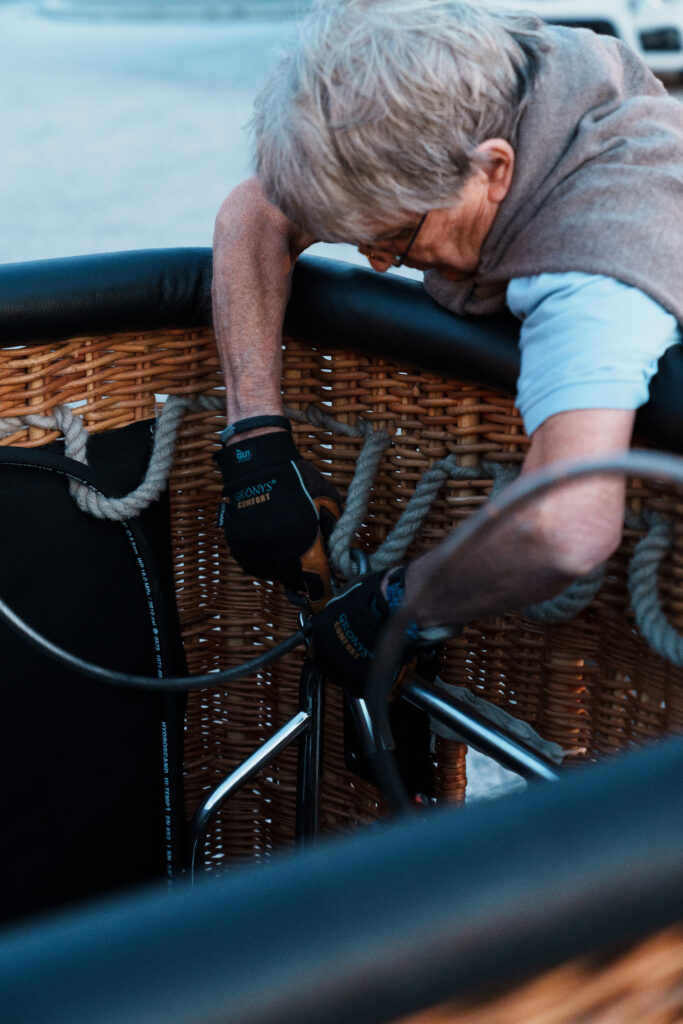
left=473, top=138, right=515, bottom=203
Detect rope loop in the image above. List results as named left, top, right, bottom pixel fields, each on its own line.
left=0, top=396, right=224, bottom=521
left=0, top=410, right=66, bottom=440
left=628, top=509, right=683, bottom=667
left=2, top=399, right=681, bottom=664
left=359, top=457, right=518, bottom=576
left=524, top=566, right=606, bottom=624
left=65, top=394, right=222, bottom=519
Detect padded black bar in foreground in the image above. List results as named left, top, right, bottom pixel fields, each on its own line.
left=1, top=736, right=681, bottom=1024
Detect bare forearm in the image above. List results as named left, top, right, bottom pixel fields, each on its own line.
left=212, top=178, right=315, bottom=422
left=405, top=502, right=579, bottom=626
left=403, top=409, right=635, bottom=627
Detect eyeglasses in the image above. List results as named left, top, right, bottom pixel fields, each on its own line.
left=359, top=211, right=429, bottom=268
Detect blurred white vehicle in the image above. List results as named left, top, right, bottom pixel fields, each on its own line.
left=632, top=0, right=683, bottom=73
left=497, top=0, right=683, bottom=75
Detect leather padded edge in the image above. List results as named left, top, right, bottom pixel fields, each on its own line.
left=0, top=248, right=213, bottom=344
left=0, top=248, right=680, bottom=453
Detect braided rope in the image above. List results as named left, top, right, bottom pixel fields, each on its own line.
left=2, top=400, right=681, bottom=663
left=1, top=396, right=223, bottom=520
left=318, top=436, right=603, bottom=625
left=628, top=510, right=683, bottom=667
left=365, top=457, right=517, bottom=573
left=523, top=567, right=606, bottom=624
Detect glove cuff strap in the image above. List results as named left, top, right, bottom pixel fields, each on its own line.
left=384, top=565, right=409, bottom=612
left=384, top=566, right=455, bottom=646
left=384, top=566, right=420, bottom=643
left=220, top=415, right=292, bottom=445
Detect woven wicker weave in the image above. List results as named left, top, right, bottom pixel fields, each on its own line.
left=2, top=324, right=682, bottom=870
left=399, top=925, right=683, bottom=1024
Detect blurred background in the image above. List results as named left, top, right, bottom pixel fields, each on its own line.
left=0, top=0, right=413, bottom=275
left=1, top=0, right=681, bottom=271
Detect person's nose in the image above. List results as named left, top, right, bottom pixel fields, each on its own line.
left=360, top=250, right=392, bottom=273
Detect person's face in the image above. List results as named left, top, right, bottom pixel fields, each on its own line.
left=357, top=138, right=514, bottom=281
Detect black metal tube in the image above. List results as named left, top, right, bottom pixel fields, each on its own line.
left=403, top=678, right=560, bottom=783
left=188, top=711, right=311, bottom=879
left=295, top=659, right=325, bottom=846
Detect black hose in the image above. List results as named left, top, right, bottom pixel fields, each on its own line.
left=367, top=448, right=683, bottom=813
left=4, top=451, right=683, bottom=718
left=0, top=591, right=306, bottom=691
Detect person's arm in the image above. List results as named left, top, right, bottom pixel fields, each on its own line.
left=307, top=407, right=633, bottom=691
left=212, top=176, right=316, bottom=429
left=404, top=407, right=635, bottom=627
left=307, top=271, right=679, bottom=690
left=211, top=179, right=341, bottom=596
left=404, top=269, right=683, bottom=627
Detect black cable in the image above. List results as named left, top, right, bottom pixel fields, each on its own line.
left=366, top=448, right=683, bottom=813
left=4, top=451, right=683, bottom=721
left=0, top=591, right=306, bottom=691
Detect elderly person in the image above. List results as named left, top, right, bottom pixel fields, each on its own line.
left=212, top=0, right=683, bottom=688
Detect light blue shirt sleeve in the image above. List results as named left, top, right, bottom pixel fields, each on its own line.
left=507, top=273, right=681, bottom=436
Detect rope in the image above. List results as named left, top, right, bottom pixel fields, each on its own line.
left=364, top=457, right=517, bottom=573
left=0, top=396, right=224, bottom=520
left=2, top=400, right=681, bottom=664
left=313, top=432, right=603, bottom=625
left=524, top=567, right=606, bottom=624
left=429, top=679, right=565, bottom=764
left=628, top=509, right=683, bottom=667
left=286, top=405, right=393, bottom=580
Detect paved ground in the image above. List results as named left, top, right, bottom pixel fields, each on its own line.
left=2, top=1, right=679, bottom=800
left=1, top=2, right=283, bottom=262
left=0, top=0, right=388, bottom=274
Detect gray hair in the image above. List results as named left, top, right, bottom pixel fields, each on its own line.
left=251, top=0, right=551, bottom=242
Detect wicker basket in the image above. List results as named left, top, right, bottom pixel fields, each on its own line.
left=400, top=925, right=683, bottom=1024
left=1, top=322, right=682, bottom=866
left=2, top=310, right=682, bottom=1022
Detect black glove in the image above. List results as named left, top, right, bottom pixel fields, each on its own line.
left=214, top=429, right=341, bottom=598
left=309, top=567, right=449, bottom=800
left=308, top=566, right=447, bottom=697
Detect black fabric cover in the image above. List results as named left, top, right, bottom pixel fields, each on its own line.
left=0, top=421, right=187, bottom=926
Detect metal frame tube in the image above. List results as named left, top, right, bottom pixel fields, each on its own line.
left=188, top=711, right=310, bottom=878
left=403, top=678, right=560, bottom=783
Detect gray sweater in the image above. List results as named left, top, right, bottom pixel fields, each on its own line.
left=424, top=26, right=683, bottom=324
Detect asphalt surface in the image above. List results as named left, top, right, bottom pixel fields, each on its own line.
left=0, top=0, right=394, bottom=275
left=1, top=2, right=284, bottom=262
